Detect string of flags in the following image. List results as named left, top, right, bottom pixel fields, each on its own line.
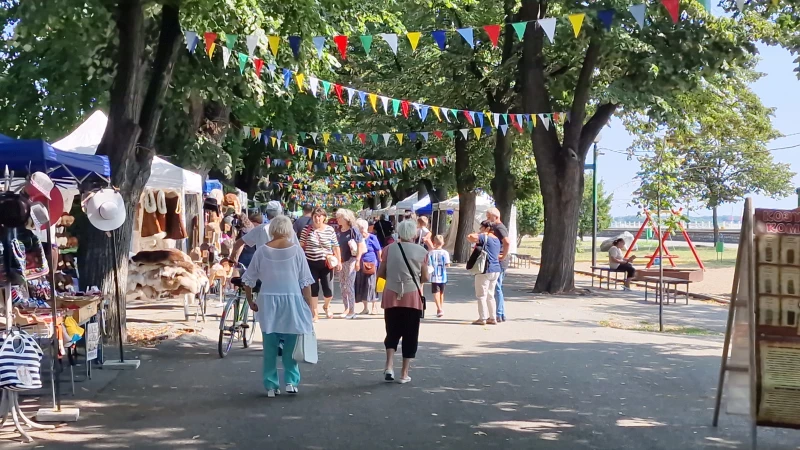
left=184, top=2, right=684, bottom=65
left=265, top=151, right=449, bottom=175
left=271, top=178, right=395, bottom=189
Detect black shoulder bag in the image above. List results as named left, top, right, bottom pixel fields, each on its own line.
left=397, top=243, right=426, bottom=318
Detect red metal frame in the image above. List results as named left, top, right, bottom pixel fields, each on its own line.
left=624, top=209, right=705, bottom=271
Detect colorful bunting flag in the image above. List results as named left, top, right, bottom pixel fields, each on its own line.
left=246, top=34, right=258, bottom=56
left=238, top=52, right=248, bottom=74
left=222, top=47, right=232, bottom=67
left=288, top=36, right=302, bottom=58
left=539, top=18, right=557, bottom=43
left=295, top=72, right=305, bottom=91
left=407, top=32, right=422, bottom=51
left=432, top=30, right=447, bottom=50
left=396, top=133, right=404, bottom=144
left=268, top=35, right=280, bottom=57
left=282, top=68, right=291, bottom=87
left=661, top=0, right=679, bottom=22
left=333, top=35, right=348, bottom=59
left=483, top=24, right=501, bottom=47
left=392, top=98, right=400, bottom=116
left=185, top=31, right=199, bottom=53
left=474, top=128, right=482, bottom=139
left=309, top=76, right=319, bottom=97
left=457, top=28, right=475, bottom=49
left=369, top=93, right=378, bottom=112
left=598, top=9, right=615, bottom=31
left=360, top=35, right=373, bottom=56
left=379, top=33, right=399, bottom=55
left=313, top=36, right=326, bottom=58
left=568, top=14, right=585, bottom=37
left=512, top=22, right=527, bottom=40
left=225, top=34, right=238, bottom=50
left=629, top=4, right=646, bottom=27
left=253, top=58, right=264, bottom=77
left=380, top=96, right=390, bottom=114
left=204, top=32, right=217, bottom=58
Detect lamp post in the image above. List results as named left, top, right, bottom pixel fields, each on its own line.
left=591, top=133, right=602, bottom=267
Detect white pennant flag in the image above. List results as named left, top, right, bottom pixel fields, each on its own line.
left=500, top=124, right=509, bottom=135
left=308, top=77, right=319, bottom=97
left=222, top=46, right=232, bottom=67
left=539, top=114, right=551, bottom=130
left=243, top=126, right=250, bottom=137
left=378, top=33, right=399, bottom=55
left=421, top=132, right=429, bottom=142
left=539, top=18, right=557, bottom=44
left=442, top=107, right=452, bottom=123
left=346, top=134, right=354, bottom=143
left=493, top=113, right=501, bottom=128
left=460, top=129, right=469, bottom=139
left=310, top=132, right=319, bottom=142
left=346, top=87, right=356, bottom=105
left=382, top=133, right=391, bottom=145
left=246, top=34, right=259, bottom=56
left=380, top=96, right=390, bottom=114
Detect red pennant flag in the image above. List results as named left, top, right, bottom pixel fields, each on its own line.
left=204, top=32, right=217, bottom=54
left=289, top=144, right=295, bottom=154
left=433, top=130, right=443, bottom=139
left=358, top=133, right=367, bottom=144
left=333, top=35, right=348, bottom=59
left=334, top=84, right=344, bottom=103
left=325, top=152, right=331, bottom=161
left=661, top=0, right=679, bottom=23
left=552, top=112, right=560, bottom=122
left=401, top=100, right=410, bottom=118
left=483, top=25, right=501, bottom=48
left=253, top=58, right=264, bottom=76
left=464, top=110, right=474, bottom=125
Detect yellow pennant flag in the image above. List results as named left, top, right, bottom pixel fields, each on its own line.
left=407, top=32, right=422, bottom=51
left=268, top=35, right=280, bottom=57
left=287, top=161, right=292, bottom=169
left=343, top=155, right=349, bottom=164
left=532, top=115, right=537, bottom=127
left=253, top=127, right=261, bottom=139
left=484, top=110, right=492, bottom=127
left=207, top=43, right=216, bottom=59
left=369, top=93, right=378, bottom=112
left=323, top=132, right=331, bottom=145
left=307, top=161, right=313, bottom=170
left=307, top=148, right=313, bottom=158
left=396, top=133, right=404, bottom=144
left=271, top=136, right=277, bottom=146
left=295, top=73, right=305, bottom=92
left=432, top=106, right=442, bottom=121
left=473, top=127, right=482, bottom=140
left=568, top=14, right=585, bottom=38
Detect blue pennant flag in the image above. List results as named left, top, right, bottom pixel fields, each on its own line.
left=409, top=132, right=417, bottom=142
left=282, top=68, right=292, bottom=88
left=358, top=91, right=367, bottom=107
left=500, top=124, right=509, bottom=136
left=288, top=36, right=302, bottom=58
left=598, top=9, right=615, bottom=31
left=312, top=36, right=326, bottom=58
left=431, top=30, right=447, bottom=50
left=477, top=112, right=485, bottom=128
left=483, top=126, right=492, bottom=137
left=421, top=132, right=429, bottom=142
left=334, top=133, right=341, bottom=142
left=457, top=28, right=474, bottom=49
left=420, top=105, right=430, bottom=122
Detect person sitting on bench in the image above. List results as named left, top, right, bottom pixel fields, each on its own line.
left=609, top=238, right=637, bottom=291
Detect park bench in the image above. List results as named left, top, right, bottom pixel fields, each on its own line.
left=590, top=266, right=627, bottom=290
left=508, top=253, right=532, bottom=269
left=639, top=275, right=692, bottom=305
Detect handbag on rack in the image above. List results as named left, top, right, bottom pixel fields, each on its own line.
left=0, top=330, right=44, bottom=391
left=292, top=331, right=318, bottom=364
left=18, top=228, right=49, bottom=280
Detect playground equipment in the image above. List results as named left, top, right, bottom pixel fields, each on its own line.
left=625, top=208, right=706, bottom=271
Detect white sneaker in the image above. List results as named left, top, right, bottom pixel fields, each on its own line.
left=397, top=376, right=411, bottom=384
left=267, top=388, right=281, bottom=398
left=346, top=313, right=358, bottom=319
left=285, top=384, right=298, bottom=394
left=384, top=370, right=395, bottom=382
left=339, top=312, right=350, bottom=319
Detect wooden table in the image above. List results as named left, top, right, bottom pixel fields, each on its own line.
left=639, top=276, right=692, bottom=305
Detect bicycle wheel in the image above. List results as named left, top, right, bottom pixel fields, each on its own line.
left=217, top=299, right=238, bottom=358
left=246, top=309, right=258, bottom=347
left=241, top=301, right=251, bottom=349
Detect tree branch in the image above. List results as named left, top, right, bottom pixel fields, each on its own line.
left=578, top=102, right=618, bottom=156
left=564, top=37, right=601, bottom=152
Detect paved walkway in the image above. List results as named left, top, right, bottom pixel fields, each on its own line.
left=4, top=267, right=798, bottom=449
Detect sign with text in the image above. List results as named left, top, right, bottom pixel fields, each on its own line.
left=86, top=322, right=99, bottom=361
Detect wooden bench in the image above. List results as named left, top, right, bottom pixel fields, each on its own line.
left=590, top=266, right=626, bottom=290
left=639, top=276, right=692, bottom=305
left=508, top=253, right=532, bottom=269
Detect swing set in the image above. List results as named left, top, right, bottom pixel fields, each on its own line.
left=624, top=208, right=706, bottom=271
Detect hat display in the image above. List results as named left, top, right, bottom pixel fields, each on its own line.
left=29, top=202, right=50, bottom=230
left=25, top=172, right=54, bottom=201
left=85, top=188, right=126, bottom=232
left=203, top=197, right=220, bottom=213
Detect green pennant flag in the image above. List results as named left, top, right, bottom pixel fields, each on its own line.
left=225, top=33, right=238, bottom=49
left=299, top=132, right=307, bottom=141
left=283, top=141, right=288, bottom=150
left=512, top=22, right=527, bottom=40
left=392, top=98, right=400, bottom=116
left=446, top=130, right=455, bottom=138
left=503, top=113, right=509, bottom=124
left=360, top=35, right=373, bottom=56
left=237, top=52, right=248, bottom=74
left=526, top=118, right=533, bottom=132
left=370, top=134, right=379, bottom=145
left=321, top=80, right=331, bottom=95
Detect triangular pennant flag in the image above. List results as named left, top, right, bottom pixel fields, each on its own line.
left=539, top=18, right=557, bottom=43
left=299, top=132, right=307, bottom=142
left=408, top=132, right=417, bottom=142
left=358, top=91, right=367, bottom=107
left=493, top=113, right=500, bottom=128
left=242, top=126, right=250, bottom=137
left=282, top=68, right=291, bottom=87
left=568, top=13, right=586, bottom=37
left=474, top=128, right=482, bottom=140
left=539, top=114, right=551, bottom=130
left=321, top=80, right=331, bottom=97
left=629, top=4, right=646, bottom=28
left=477, top=112, right=485, bottom=127
left=441, top=107, right=451, bottom=123
left=431, top=30, right=447, bottom=50
left=333, top=35, right=348, bottom=59
left=401, top=100, right=410, bottom=118
left=246, top=34, right=258, bottom=56
left=421, top=132, right=429, bottom=142
left=253, top=58, right=264, bottom=77
left=465, top=110, right=475, bottom=125
left=313, top=36, right=326, bottom=58
left=271, top=136, right=277, bottom=147
left=238, top=52, right=249, bottom=74
left=360, top=35, right=374, bottom=56
left=268, top=35, right=280, bottom=57
left=661, top=0, right=679, bottom=22
left=358, top=133, right=367, bottom=144
left=392, top=98, right=400, bottom=116
left=432, top=106, right=442, bottom=121
left=371, top=134, right=379, bottom=145
left=310, top=132, right=318, bottom=142
left=446, top=130, right=455, bottom=139
left=334, top=84, right=344, bottom=103
left=222, top=46, right=232, bottom=67
left=225, top=34, right=238, bottom=50
left=483, top=25, right=501, bottom=47
left=309, top=77, right=319, bottom=97
left=396, top=133, right=404, bottom=144
left=380, top=96, right=390, bottom=114
left=267, top=63, right=276, bottom=77
left=500, top=124, right=509, bottom=135
left=346, top=87, right=355, bottom=105
left=459, top=129, right=469, bottom=139
left=379, top=33, right=398, bottom=55
left=295, top=73, right=305, bottom=91
left=512, top=22, right=527, bottom=40
left=369, top=93, right=378, bottom=112
left=185, top=31, right=199, bottom=53
left=347, top=134, right=354, bottom=143
left=598, top=9, right=615, bottom=31
left=288, top=36, right=302, bottom=58
left=484, top=127, right=492, bottom=137
left=457, top=28, right=474, bottom=49
left=323, top=132, right=331, bottom=145
left=204, top=32, right=217, bottom=58
left=420, top=105, right=430, bottom=122
left=405, top=32, right=421, bottom=52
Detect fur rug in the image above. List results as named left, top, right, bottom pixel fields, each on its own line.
left=127, top=249, right=209, bottom=301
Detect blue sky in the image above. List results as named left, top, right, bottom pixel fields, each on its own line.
left=597, top=43, right=800, bottom=218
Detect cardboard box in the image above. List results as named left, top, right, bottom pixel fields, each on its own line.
left=51, top=297, right=101, bottom=324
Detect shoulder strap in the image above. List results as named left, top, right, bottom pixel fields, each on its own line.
left=397, top=243, right=423, bottom=296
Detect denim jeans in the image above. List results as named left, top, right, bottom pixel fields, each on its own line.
left=495, top=269, right=506, bottom=318
left=262, top=332, right=299, bottom=390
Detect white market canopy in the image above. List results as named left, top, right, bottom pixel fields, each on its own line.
left=53, top=111, right=203, bottom=194
left=395, top=192, right=418, bottom=210
left=441, top=193, right=518, bottom=256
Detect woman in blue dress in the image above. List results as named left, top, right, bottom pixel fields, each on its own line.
left=242, top=215, right=315, bottom=398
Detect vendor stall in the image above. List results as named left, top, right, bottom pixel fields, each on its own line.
left=440, top=193, right=519, bottom=256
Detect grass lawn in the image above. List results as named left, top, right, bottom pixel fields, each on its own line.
left=517, top=236, right=737, bottom=269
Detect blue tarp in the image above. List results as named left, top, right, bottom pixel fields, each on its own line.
left=0, top=135, right=111, bottom=179
left=204, top=178, right=223, bottom=194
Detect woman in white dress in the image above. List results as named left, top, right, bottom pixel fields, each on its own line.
left=242, top=215, right=315, bottom=398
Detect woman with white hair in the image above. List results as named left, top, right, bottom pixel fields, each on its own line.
left=377, top=219, right=429, bottom=384
left=336, top=209, right=366, bottom=319
left=355, top=218, right=382, bottom=314
left=242, top=215, right=314, bottom=397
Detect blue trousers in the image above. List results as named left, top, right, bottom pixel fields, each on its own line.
left=262, top=332, right=300, bottom=390
left=495, top=269, right=506, bottom=318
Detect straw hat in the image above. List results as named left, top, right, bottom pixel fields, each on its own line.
left=85, top=188, right=126, bottom=232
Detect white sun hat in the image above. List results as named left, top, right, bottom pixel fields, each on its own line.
left=85, top=188, right=127, bottom=231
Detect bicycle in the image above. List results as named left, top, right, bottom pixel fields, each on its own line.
left=217, top=276, right=259, bottom=358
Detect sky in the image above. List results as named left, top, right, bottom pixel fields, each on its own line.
left=596, top=43, right=800, bottom=219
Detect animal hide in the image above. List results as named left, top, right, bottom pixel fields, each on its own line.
left=126, top=249, right=208, bottom=300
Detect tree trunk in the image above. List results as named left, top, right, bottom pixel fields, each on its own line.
left=712, top=205, right=720, bottom=246
left=491, top=130, right=515, bottom=225
left=77, top=1, right=182, bottom=344
left=453, top=138, right=477, bottom=263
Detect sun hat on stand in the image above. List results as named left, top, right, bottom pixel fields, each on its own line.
left=84, top=188, right=127, bottom=232
left=24, top=172, right=53, bottom=201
